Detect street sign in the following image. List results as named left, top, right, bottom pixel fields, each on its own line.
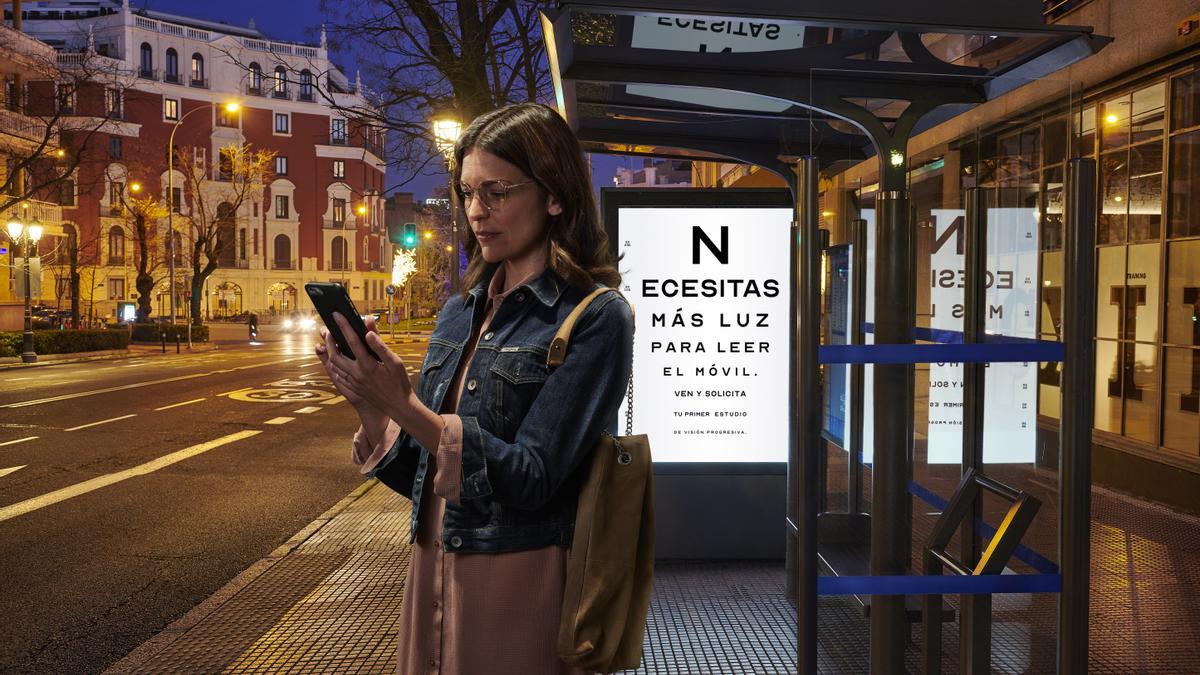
left=12, top=257, right=42, bottom=298
left=385, top=284, right=397, bottom=296
left=0, top=246, right=7, bottom=255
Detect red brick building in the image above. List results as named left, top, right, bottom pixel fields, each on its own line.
left=18, top=0, right=390, bottom=322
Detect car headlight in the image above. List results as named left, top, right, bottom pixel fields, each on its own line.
left=284, top=319, right=294, bottom=329
left=301, top=318, right=316, bottom=330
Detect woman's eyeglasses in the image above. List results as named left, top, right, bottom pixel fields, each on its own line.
left=459, top=179, right=536, bottom=213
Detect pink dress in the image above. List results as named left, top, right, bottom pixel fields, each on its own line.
left=352, top=261, right=592, bottom=675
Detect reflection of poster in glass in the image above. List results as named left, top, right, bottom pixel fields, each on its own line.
left=616, top=206, right=792, bottom=463
left=824, top=245, right=851, bottom=446
left=927, top=208, right=1039, bottom=464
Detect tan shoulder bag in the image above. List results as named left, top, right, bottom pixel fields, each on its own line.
left=549, top=287, right=654, bottom=674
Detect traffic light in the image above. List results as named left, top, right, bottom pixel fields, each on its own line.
left=402, top=222, right=417, bottom=249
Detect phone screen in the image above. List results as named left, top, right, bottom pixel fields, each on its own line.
left=304, top=282, right=381, bottom=361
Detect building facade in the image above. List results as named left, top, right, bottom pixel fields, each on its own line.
left=694, top=0, right=1200, bottom=506
left=12, top=0, right=391, bottom=323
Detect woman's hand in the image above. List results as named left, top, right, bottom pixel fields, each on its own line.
left=319, top=313, right=420, bottom=427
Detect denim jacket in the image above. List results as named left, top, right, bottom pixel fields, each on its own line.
left=367, top=264, right=634, bottom=554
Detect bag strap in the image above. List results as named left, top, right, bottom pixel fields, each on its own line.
left=546, top=286, right=635, bottom=435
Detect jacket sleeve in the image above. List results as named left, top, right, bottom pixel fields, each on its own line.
left=364, top=425, right=422, bottom=499
left=456, top=291, right=634, bottom=510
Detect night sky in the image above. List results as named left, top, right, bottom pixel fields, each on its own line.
left=140, top=0, right=633, bottom=202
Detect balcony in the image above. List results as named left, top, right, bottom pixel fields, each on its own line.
left=246, top=85, right=264, bottom=97
left=190, top=78, right=208, bottom=89
left=329, top=135, right=347, bottom=146
left=298, top=91, right=315, bottom=102
left=323, top=219, right=353, bottom=230
left=329, top=261, right=351, bottom=272
left=163, top=72, right=180, bottom=85
left=0, top=107, right=47, bottom=144
left=271, top=89, right=290, bottom=100
left=271, top=260, right=295, bottom=270
left=107, top=255, right=125, bottom=266
left=138, top=67, right=157, bottom=81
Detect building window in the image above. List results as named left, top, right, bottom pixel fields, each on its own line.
left=164, top=98, right=179, bottom=121
left=248, top=62, right=263, bottom=94
left=275, top=156, right=288, bottom=176
left=108, top=136, right=122, bottom=160
left=56, top=84, right=74, bottom=114
left=107, top=277, right=125, bottom=300
left=333, top=197, right=346, bottom=224
left=171, top=187, right=182, bottom=213
left=331, top=236, right=348, bottom=271
left=239, top=227, right=247, bottom=260
left=331, top=118, right=346, bottom=144
left=190, top=53, right=205, bottom=86
left=274, top=112, right=289, bottom=134
left=217, top=105, right=238, bottom=127
left=253, top=228, right=258, bottom=256
left=164, top=48, right=178, bottom=83
left=139, top=42, right=153, bottom=78
left=275, top=195, right=289, bottom=219
left=299, top=69, right=313, bottom=101
left=107, top=226, right=125, bottom=265
left=104, top=88, right=122, bottom=118
left=273, top=66, right=288, bottom=98
left=59, top=178, right=75, bottom=206
left=109, top=180, right=124, bottom=206
left=332, top=160, right=345, bottom=178
left=273, top=234, right=290, bottom=269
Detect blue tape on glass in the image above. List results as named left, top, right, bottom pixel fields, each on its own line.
left=818, top=573, right=1061, bottom=596
left=819, top=342, right=1064, bottom=365
left=861, top=322, right=1063, bottom=349
left=907, top=480, right=1060, bottom=575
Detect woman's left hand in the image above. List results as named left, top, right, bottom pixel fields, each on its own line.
left=324, top=313, right=419, bottom=425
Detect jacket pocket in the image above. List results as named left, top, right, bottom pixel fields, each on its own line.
left=418, top=339, right=457, bottom=401
left=489, top=349, right=549, bottom=437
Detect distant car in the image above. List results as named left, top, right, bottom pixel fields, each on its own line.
left=282, top=311, right=318, bottom=333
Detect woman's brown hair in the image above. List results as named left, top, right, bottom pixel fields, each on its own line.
left=453, top=102, right=621, bottom=299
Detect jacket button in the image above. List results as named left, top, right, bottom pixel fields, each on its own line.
left=515, top=292, right=525, bottom=302
left=449, top=536, right=462, bottom=548
left=483, top=331, right=493, bottom=341
left=466, top=379, right=477, bottom=391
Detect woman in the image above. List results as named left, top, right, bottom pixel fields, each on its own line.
left=316, top=102, right=634, bottom=674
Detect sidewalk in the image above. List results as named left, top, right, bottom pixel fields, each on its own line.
left=0, top=341, right=219, bottom=370
left=104, top=462, right=1200, bottom=673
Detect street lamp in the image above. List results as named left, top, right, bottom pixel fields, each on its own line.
left=167, top=100, right=240, bottom=346
left=431, top=113, right=461, bottom=293
left=7, top=213, right=44, bottom=363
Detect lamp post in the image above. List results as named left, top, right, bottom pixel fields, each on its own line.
left=167, top=100, right=240, bottom=343
left=7, top=211, right=44, bottom=363
left=432, top=114, right=461, bottom=293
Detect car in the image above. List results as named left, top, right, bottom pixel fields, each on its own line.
left=282, top=311, right=318, bottom=333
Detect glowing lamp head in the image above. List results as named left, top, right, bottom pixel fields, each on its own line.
left=889, top=149, right=905, bottom=168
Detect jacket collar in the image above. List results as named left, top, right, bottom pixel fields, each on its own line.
left=467, top=263, right=566, bottom=308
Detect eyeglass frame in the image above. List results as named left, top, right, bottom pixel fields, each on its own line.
left=458, top=178, right=537, bottom=213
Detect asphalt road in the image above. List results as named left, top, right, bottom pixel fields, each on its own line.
left=0, top=323, right=430, bottom=674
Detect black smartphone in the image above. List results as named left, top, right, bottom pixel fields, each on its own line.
left=304, top=282, right=381, bottom=361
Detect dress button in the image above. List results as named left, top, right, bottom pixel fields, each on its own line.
left=429, top=657, right=437, bottom=667
left=466, top=379, right=477, bottom=391
left=483, top=331, right=493, bottom=341
left=450, top=536, right=462, bottom=548
left=432, top=600, right=439, bottom=608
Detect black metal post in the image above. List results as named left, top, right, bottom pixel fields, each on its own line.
left=20, top=236, right=36, bottom=363
left=871, top=188, right=914, bottom=673
left=1059, top=157, right=1096, bottom=675
left=795, top=156, right=821, bottom=675
left=960, top=186, right=990, bottom=672
left=849, top=218, right=866, bottom=514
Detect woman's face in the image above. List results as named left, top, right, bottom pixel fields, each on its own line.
left=460, top=148, right=562, bottom=265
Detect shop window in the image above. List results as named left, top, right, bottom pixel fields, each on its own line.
left=1162, top=347, right=1200, bottom=454
left=1166, top=240, right=1200, bottom=347
left=1099, top=151, right=1128, bottom=244
left=1127, top=142, right=1163, bottom=242
left=1130, top=83, right=1165, bottom=144
left=1171, top=70, right=1200, bottom=130
left=1168, top=130, right=1200, bottom=238
left=1094, top=339, right=1122, bottom=433
left=1073, top=105, right=1095, bottom=157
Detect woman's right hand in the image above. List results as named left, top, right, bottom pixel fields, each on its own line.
left=316, top=320, right=390, bottom=438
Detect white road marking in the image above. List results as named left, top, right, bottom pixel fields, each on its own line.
left=154, top=398, right=206, bottom=411
left=0, top=465, right=24, bottom=479
left=0, top=430, right=261, bottom=524
left=64, top=414, right=138, bottom=432
left=292, top=406, right=321, bottom=414
left=0, top=357, right=309, bottom=409
left=264, top=417, right=294, bottom=425
left=321, top=395, right=346, bottom=406
left=0, top=436, right=38, bottom=447
left=7, top=377, right=34, bottom=382
left=218, top=387, right=253, bottom=397
left=299, top=361, right=322, bottom=368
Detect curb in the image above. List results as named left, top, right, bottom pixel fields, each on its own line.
left=103, top=479, right=380, bottom=674
left=0, top=342, right=218, bottom=370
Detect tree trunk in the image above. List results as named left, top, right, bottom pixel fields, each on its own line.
left=190, top=245, right=218, bottom=327
left=68, top=243, right=80, bottom=329
left=133, top=214, right=154, bottom=323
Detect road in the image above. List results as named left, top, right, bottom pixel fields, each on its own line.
left=0, top=323, right=430, bottom=674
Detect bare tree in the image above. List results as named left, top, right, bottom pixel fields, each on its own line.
left=174, top=144, right=274, bottom=327
left=107, top=169, right=168, bottom=323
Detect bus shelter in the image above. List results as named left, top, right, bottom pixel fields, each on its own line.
left=541, top=1, right=1110, bottom=672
